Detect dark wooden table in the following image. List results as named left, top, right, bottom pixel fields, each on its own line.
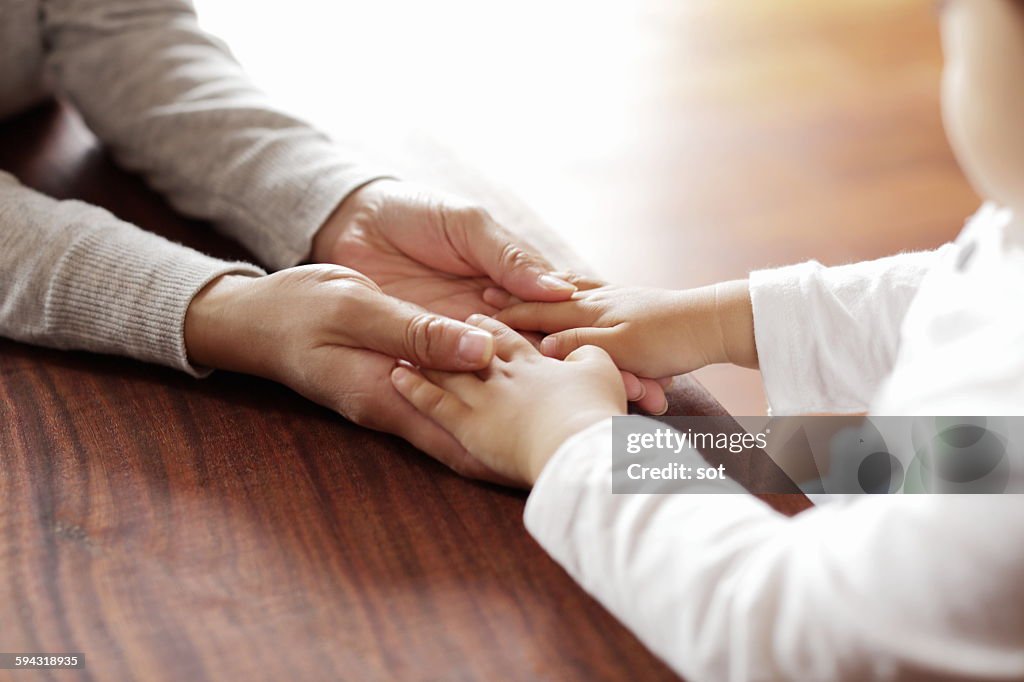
left=0, top=101, right=810, bottom=682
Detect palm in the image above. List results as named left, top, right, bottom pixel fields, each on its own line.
left=327, top=219, right=500, bottom=320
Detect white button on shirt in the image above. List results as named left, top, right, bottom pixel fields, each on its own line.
left=525, top=204, right=1024, bottom=681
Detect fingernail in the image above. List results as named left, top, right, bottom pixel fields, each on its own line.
left=653, top=398, right=669, bottom=416
left=539, top=274, right=576, bottom=292
left=458, top=329, right=493, bottom=364
left=540, top=336, right=557, bottom=356
left=466, top=313, right=488, bottom=325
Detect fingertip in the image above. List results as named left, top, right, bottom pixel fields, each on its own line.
left=482, top=287, right=513, bottom=308
left=646, top=393, right=669, bottom=416
left=481, top=287, right=503, bottom=307
left=620, top=371, right=645, bottom=401
left=635, top=378, right=648, bottom=401
left=540, top=335, right=558, bottom=357
left=505, top=274, right=576, bottom=303
left=391, top=365, right=415, bottom=390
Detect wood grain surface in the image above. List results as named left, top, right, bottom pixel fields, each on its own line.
left=0, top=100, right=809, bottom=682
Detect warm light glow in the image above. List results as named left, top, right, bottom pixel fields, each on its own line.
left=195, top=1, right=974, bottom=415
left=195, top=0, right=646, bottom=194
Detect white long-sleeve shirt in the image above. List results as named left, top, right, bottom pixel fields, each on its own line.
left=525, top=203, right=1024, bottom=681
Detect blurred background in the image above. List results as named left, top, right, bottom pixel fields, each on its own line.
left=195, top=0, right=979, bottom=415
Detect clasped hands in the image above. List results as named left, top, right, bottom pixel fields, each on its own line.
left=184, top=179, right=672, bottom=482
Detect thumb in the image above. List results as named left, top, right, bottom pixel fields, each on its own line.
left=540, top=328, right=616, bottom=360
left=354, top=295, right=495, bottom=370
left=457, top=214, right=577, bottom=302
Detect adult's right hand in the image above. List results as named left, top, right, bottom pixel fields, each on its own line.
left=183, top=264, right=505, bottom=481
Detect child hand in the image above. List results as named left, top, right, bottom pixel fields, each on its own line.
left=488, top=279, right=757, bottom=378
left=390, top=315, right=627, bottom=486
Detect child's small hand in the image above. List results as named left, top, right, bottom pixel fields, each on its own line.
left=487, top=279, right=757, bottom=379
left=390, top=315, right=627, bottom=486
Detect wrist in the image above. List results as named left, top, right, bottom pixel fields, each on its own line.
left=526, top=409, right=619, bottom=484
left=184, top=273, right=264, bottom=373
left=310, top=178, right=395, bottom=263
left=311, top=200, right=347, bottom=264
left=713, top=279, right=758, bottom=369
left=666, top=287, right=729, bottom=367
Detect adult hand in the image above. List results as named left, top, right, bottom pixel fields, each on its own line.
left=184, top=265, right=511, bottom=482
left=311, top=179, right=577, bottom=321
left=310, top=179, right=670, bottom=413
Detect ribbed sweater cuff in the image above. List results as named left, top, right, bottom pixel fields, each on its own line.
left=221, top=153, right=390, bottom=271
left=260, top=166, right=388, bottom=271
left=45, top=226, right=265, bottom=377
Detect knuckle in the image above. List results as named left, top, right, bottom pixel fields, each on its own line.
left=498, top=242, right=535, bottom=274
left=542, top=332, right=561, bottom=356
left=329, top=280, right=375, bottom=319
left=409, top=379, right=457, bottom=420
left=422, top=387, right=451, bottom=416
left=317, top=264, right=377, bottom=291
left=403, top=313, right=444, bottom=364
left=488, top=322, right=512, bottom=343
left=564, top=328, right=584, bottom=350
left=330, top=291, right=360, bottom=320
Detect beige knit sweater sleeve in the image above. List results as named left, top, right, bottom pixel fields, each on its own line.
left=40, top=0, right=383, bottom=270
left=0, top=0, right=383, bottom=374
left=0, top=171, right=264, bottom=375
